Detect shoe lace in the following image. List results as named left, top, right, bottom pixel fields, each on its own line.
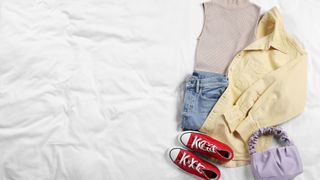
left=179, top=152, right=205, bottom=174
left=191, top=135, right=217, bottom=153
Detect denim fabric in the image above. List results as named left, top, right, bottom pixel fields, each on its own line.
left=181, top=71, right=228, bottom=131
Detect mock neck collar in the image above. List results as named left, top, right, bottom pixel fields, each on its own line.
left=212, top=0, right=251, bottom=10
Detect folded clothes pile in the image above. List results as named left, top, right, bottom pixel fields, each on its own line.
left=168, top=0, right=307, bottom=179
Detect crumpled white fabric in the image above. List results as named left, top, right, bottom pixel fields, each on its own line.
left=0, top=0, right=319, bottom=179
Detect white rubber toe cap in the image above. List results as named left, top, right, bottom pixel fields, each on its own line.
left=179, top=132, right=191, bottom=146
left=169, top=148, right=180, bottom=161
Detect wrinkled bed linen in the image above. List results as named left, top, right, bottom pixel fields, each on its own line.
left=0, top=0, right=319, bottom=179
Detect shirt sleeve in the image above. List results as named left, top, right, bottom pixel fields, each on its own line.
left=223, top=54, right=308, bottom=141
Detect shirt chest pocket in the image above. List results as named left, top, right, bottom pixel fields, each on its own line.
left=234, top=52, right=289, bottom=90
left=246, top=58, right=273, bottom=75
left=244, top=52, right=289, bottom=75
left=235, top=57, right=275, bottom=90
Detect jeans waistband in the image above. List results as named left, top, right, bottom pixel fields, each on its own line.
left=186, top=71, right=228, bottom=88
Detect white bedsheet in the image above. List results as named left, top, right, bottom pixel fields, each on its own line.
left=0, top=0, right=319, bottom=179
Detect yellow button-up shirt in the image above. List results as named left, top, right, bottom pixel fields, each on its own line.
left=200, top=7, right=307, bottom=167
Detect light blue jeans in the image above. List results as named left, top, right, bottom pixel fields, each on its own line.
left=181, top=71, right=228, bottom=131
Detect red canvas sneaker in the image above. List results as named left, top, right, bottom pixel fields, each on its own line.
left=178, top=131, right=234, bottom=161
left=168, top=147, right=220, bottom=180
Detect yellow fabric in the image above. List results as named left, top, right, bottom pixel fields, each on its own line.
left=200, top=7, right=307, bottom=167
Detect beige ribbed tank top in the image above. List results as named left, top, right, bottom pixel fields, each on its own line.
left=195, top=0, right=260, bottom=74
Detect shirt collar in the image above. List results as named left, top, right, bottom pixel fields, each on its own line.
left=244, top=7, right=288, bottom=54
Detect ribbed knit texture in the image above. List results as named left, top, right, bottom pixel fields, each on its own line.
left=195, top=0, right=260, bottom=74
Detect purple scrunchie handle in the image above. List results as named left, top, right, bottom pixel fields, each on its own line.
left=248, top=127, right=293, bottom=155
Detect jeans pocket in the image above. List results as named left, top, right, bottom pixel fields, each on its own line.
left=200, top=86, right=226, bottom=100
left=198, top=86, right=226, bottom=113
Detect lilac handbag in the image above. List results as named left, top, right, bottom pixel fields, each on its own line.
left=248, top=127, right=303, bottom=180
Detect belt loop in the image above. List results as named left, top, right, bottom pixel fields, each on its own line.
left=185, top=76, right=191, bottom=89
left=196, top=79, right=200, bottom=93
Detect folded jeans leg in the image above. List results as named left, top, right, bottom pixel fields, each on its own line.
left=181, top=71, right=228, bottom=131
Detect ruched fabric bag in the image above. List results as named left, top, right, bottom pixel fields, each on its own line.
left=248, top=127, right=303, bottom=180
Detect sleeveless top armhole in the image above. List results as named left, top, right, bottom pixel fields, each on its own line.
left=197, top=1, right=212, bottom=40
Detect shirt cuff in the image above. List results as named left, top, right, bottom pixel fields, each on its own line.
left=223, top=106, right=246, bottom=133
left=235, top=115, right=259, bottom=142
